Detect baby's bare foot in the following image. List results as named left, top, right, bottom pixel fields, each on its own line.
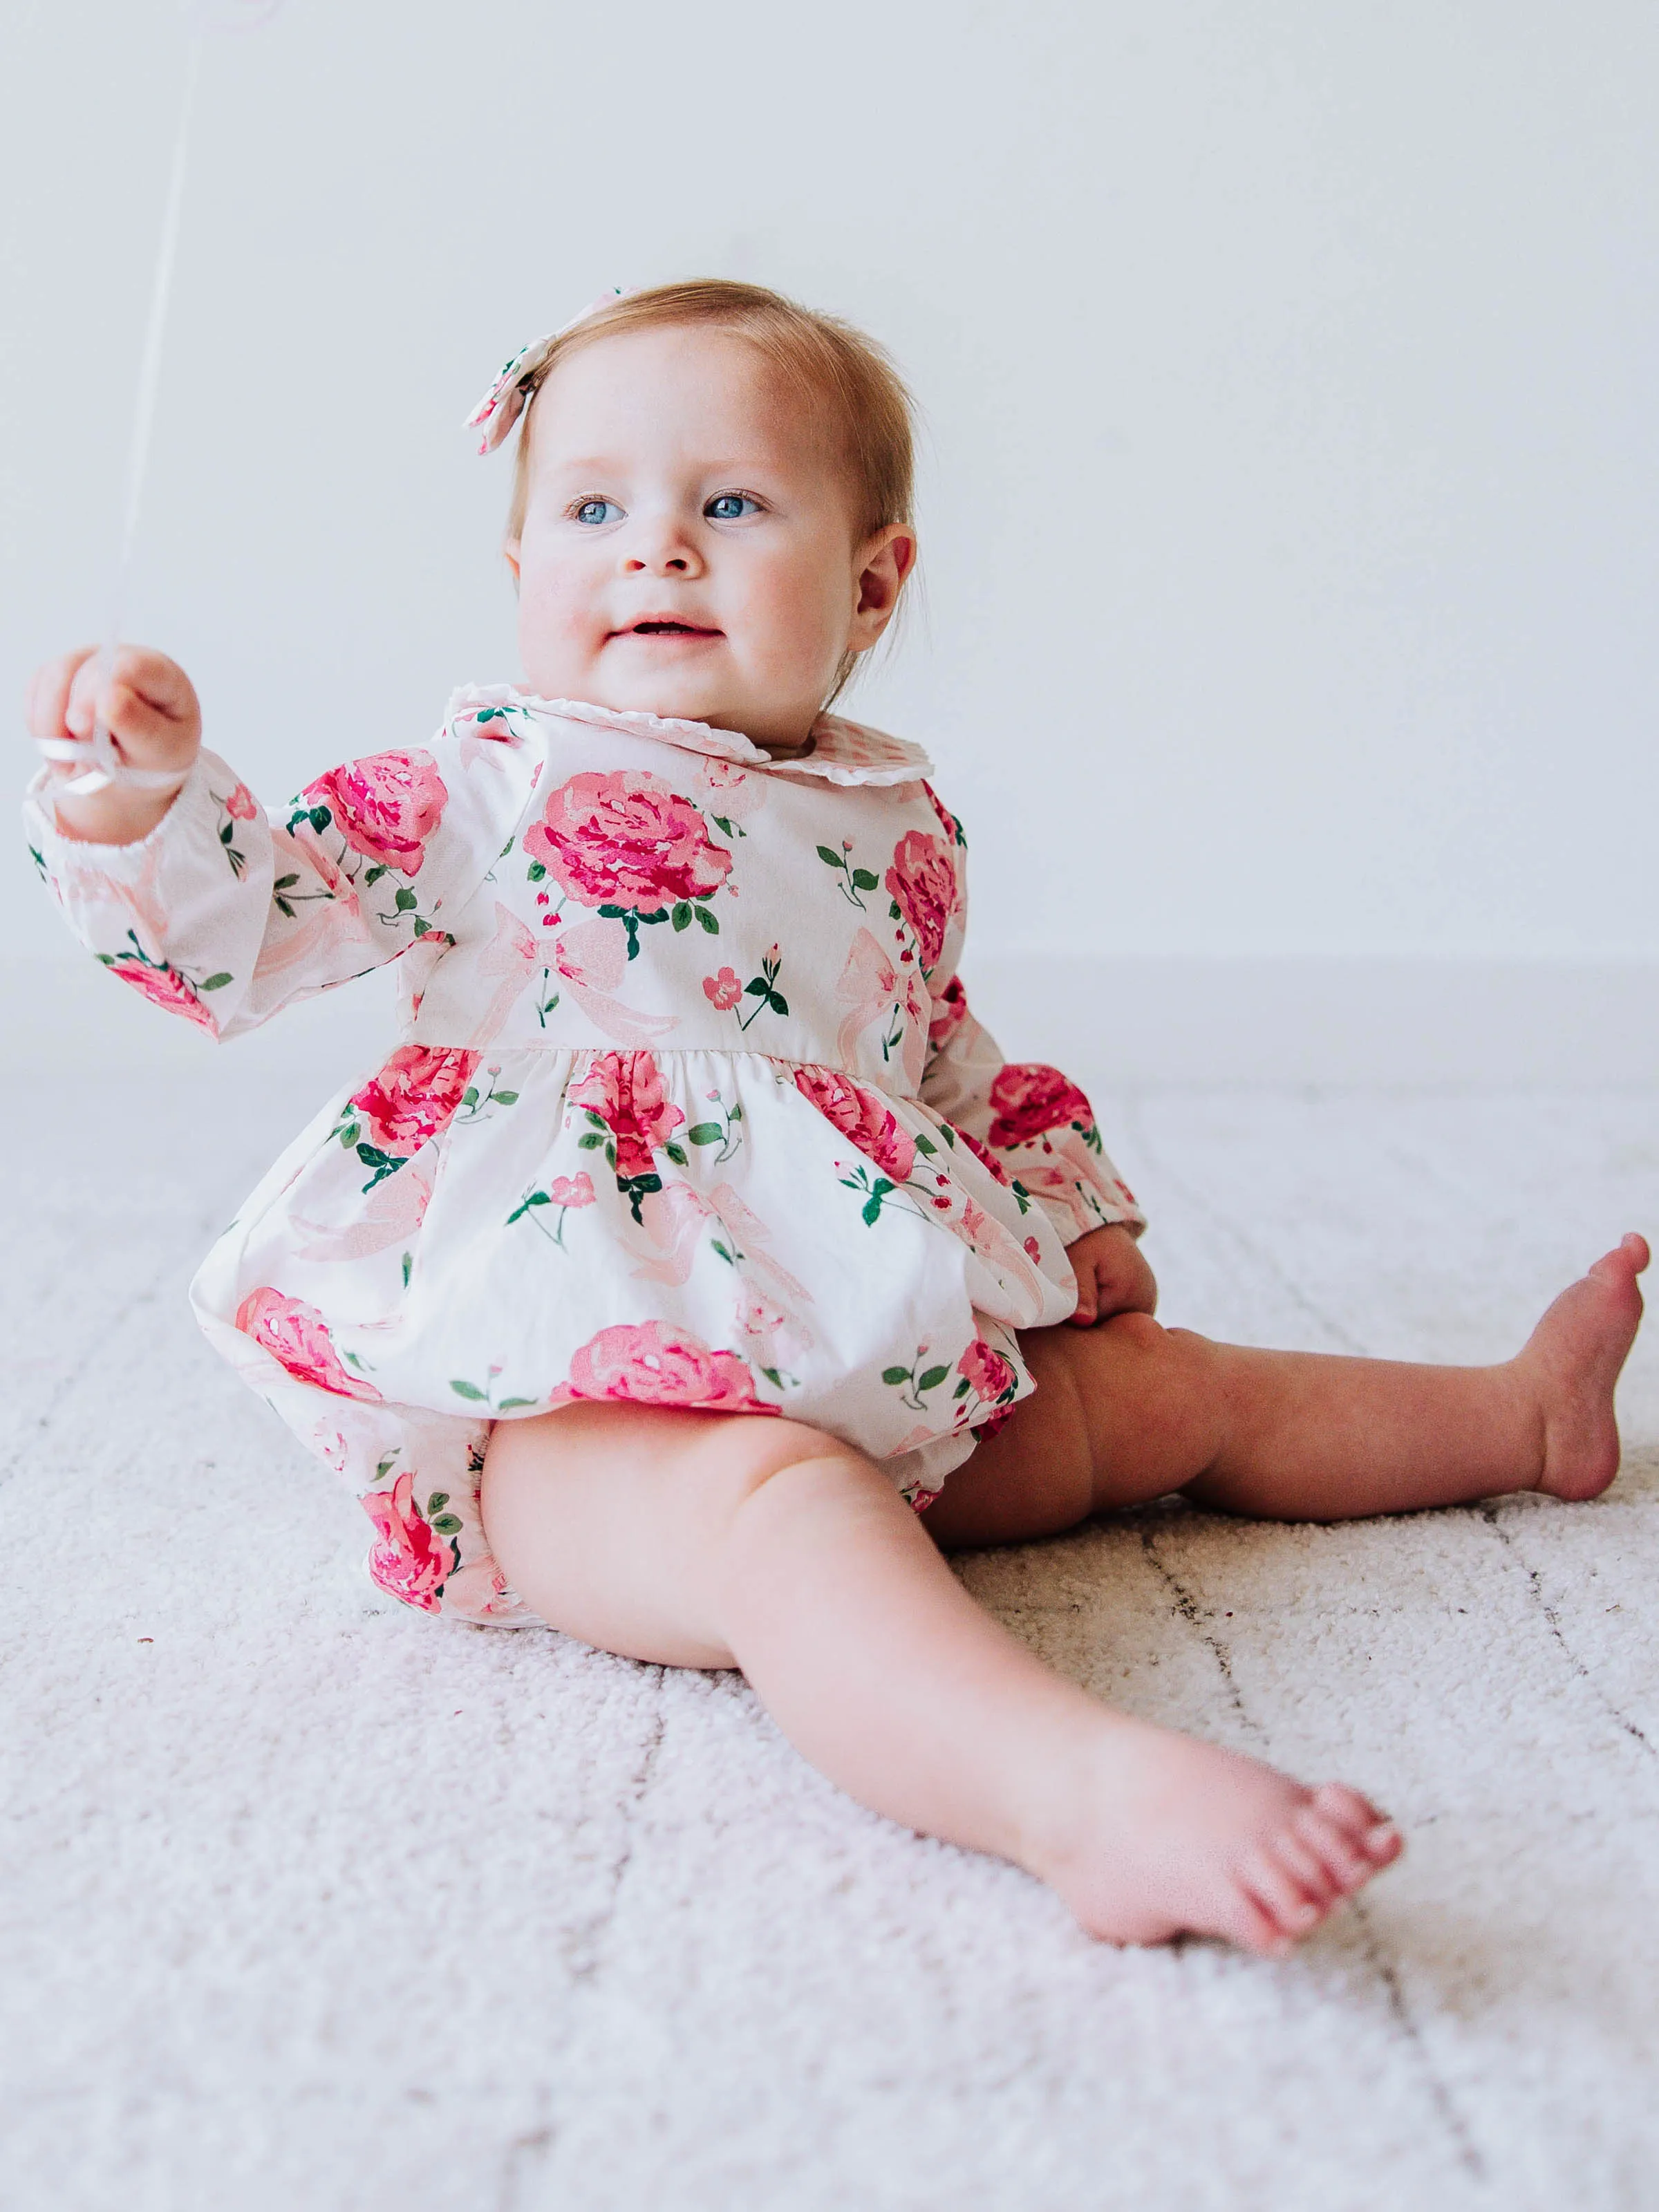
left=1033, top=1715, right=1401, bottom=1956
left=1517, top=1232, right=1648, bottom=1503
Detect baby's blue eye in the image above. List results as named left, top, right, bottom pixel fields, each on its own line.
left=706, top=493, right=760, bottom=521
left=573, top=498, right=624, bottom=526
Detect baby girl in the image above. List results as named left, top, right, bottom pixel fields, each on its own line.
left=25, top=279, right=1648, bottom=1958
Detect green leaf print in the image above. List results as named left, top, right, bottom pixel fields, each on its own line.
left=686, top=1123, right=724, bottom=1145
left=199, top=973, right=232, bottom=991
left=881, top=1345, right=952, bottom=1412
left=862, top=1179, right=894, bottom=1226
left=449, top=1379, right=488, bottom=1400
left=672, top=902, right=692, bottom=931
left=355, top=1143, right=404, bottom=1191
left=393, top=887, right=418, bottom=912
left=527, top=860, right=547, bottom=882
left=694, top=904, right=720, bottom=935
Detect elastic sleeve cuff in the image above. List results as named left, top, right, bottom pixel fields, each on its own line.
left=1033, top=1187, right=1147, bottom=1248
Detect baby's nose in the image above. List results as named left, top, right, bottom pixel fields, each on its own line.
left=622, top=551, right=693, bottom=574
left=621, top=519, right=704, bottom=578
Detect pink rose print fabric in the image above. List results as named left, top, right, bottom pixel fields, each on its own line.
left=100, top=943, right=220, bottom=1031
left=988, top=1064, right=1096, bottom=1150
left=525, top=768, right=732, bottom=912
left=569, top=1049, right=686, bottom=1217
left=301, top=750, right=449, bottom=876
left=547, top=1320, right=780, bottom=1414
left=957, top=1337, right=1018, bottom=1405
left=884, top=828, right=957, bottom=975
left=363, top=1468, right=453, bottom=1613
left=794, top=1065, right=916, bottom=1183
left=28, top=686, right=1142, bottom=1629
left=351, top=1048, right=478, bottom=1159
left=235, top=1287, right=384, bottom=1402
left=349, top=1044, right=480, bottom=1157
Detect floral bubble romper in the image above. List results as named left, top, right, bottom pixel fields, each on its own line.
left=26, top=691, right=1142, bottom=1626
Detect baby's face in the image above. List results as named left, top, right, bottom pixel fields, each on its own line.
left=508, top=326, right=910, bottom=751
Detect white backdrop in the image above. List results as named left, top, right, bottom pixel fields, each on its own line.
left=3, top=1, right=1656, bottom=1008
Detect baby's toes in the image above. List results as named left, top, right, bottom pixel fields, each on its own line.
left=1300, top=1786, right=1403, bottom=1891
left=1293, top=1805, right=1375, bottom=1894
left=1268, top=1826, right=1343, bottom=1909
left=1237, top=1841, right=1330, bottom=1945
left=1215, top=1874, right=1302, bottom=1960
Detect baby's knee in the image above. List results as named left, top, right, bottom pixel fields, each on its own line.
left=1102, top=1313, right=1215, bottom=1372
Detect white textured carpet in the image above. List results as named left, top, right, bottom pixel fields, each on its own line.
left=4, top=965, right=1658, bottom=2212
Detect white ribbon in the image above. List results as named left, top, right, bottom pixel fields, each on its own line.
left=37, top=2, right=285, bottom=798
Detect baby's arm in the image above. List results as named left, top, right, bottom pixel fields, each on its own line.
left=918, top=974, right=1150, bottom=1322
left=24, top=648, right=530, bottom=1042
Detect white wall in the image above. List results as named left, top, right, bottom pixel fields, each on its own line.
left=4, top=0, right=1656, bottom=985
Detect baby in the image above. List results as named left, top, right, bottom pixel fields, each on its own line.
left=25, top=279, right=1648, bottom=1958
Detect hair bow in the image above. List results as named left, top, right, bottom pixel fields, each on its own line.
left=464, top=288, right=626, bottom=455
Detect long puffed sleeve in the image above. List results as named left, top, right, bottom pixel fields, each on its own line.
left=24, top=712, right=538, bottom=1042
left=914, top=787, right=1145, bottom=1246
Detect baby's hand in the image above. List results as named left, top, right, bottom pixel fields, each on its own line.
left=1067, top=1222, right=1157, bottom=1327
left=26, top=644, right=201, bottom=845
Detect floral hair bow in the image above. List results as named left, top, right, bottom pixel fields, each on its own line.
left=465, top=288, right=627, bottom=456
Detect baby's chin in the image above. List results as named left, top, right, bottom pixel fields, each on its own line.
left=520, top=653, right=784, bottom=744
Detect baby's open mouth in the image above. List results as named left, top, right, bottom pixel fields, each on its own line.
left=619, top=619, right=723, bottom=638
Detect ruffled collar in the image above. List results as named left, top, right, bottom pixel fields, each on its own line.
left=445, top=684, right=935, bottom=788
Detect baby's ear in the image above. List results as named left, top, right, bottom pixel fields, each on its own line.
left=850, top=525, right=917, bottom=639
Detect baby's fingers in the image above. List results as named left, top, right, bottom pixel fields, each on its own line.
left=25, top=646, right=100, bottom=744
left=65, top=646, right=200, bottom=758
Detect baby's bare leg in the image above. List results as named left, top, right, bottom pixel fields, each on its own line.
left=480, top=1404, right=1398, bottom=1956
left=929, top=1233, right=1650, bottom=1547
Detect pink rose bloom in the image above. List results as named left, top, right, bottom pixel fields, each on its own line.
left=569, top=1051, right=686, bottom=1179
left=547, top=1172, right=597, bottom=1207
left=924, top=782, right=962, bottom=848
left=884, top=830, right=957, bottom=973
left=553, top=1320, right=778, bottom=1414
left=928, top=974, right=969, bottom=1048
left=225, top=782, right=259, bottom=821
left=793, top=1066, right=916, bottom=1181
left=702, top=967, right=743, bottom=1011
left=104, top=953, right=217, bottom=1033
left=236, top=1286, right=382, bottom=1400
left=362, top=1470, right=449, bottom=1613
left=302, top=749, right=449, bottom=876
left=525, top=769, right=733, bottom=910
left=987, top=1062, right=1094, bottom=1150
left=952, top=1124, right=1011, bottom=1185
left=958, top=1338, right=1017, bottom=1403
left=348, top=1043, right=480, bottom=1156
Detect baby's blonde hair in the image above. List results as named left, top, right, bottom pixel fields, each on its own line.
left=505, top=279, right=917, bottom=553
